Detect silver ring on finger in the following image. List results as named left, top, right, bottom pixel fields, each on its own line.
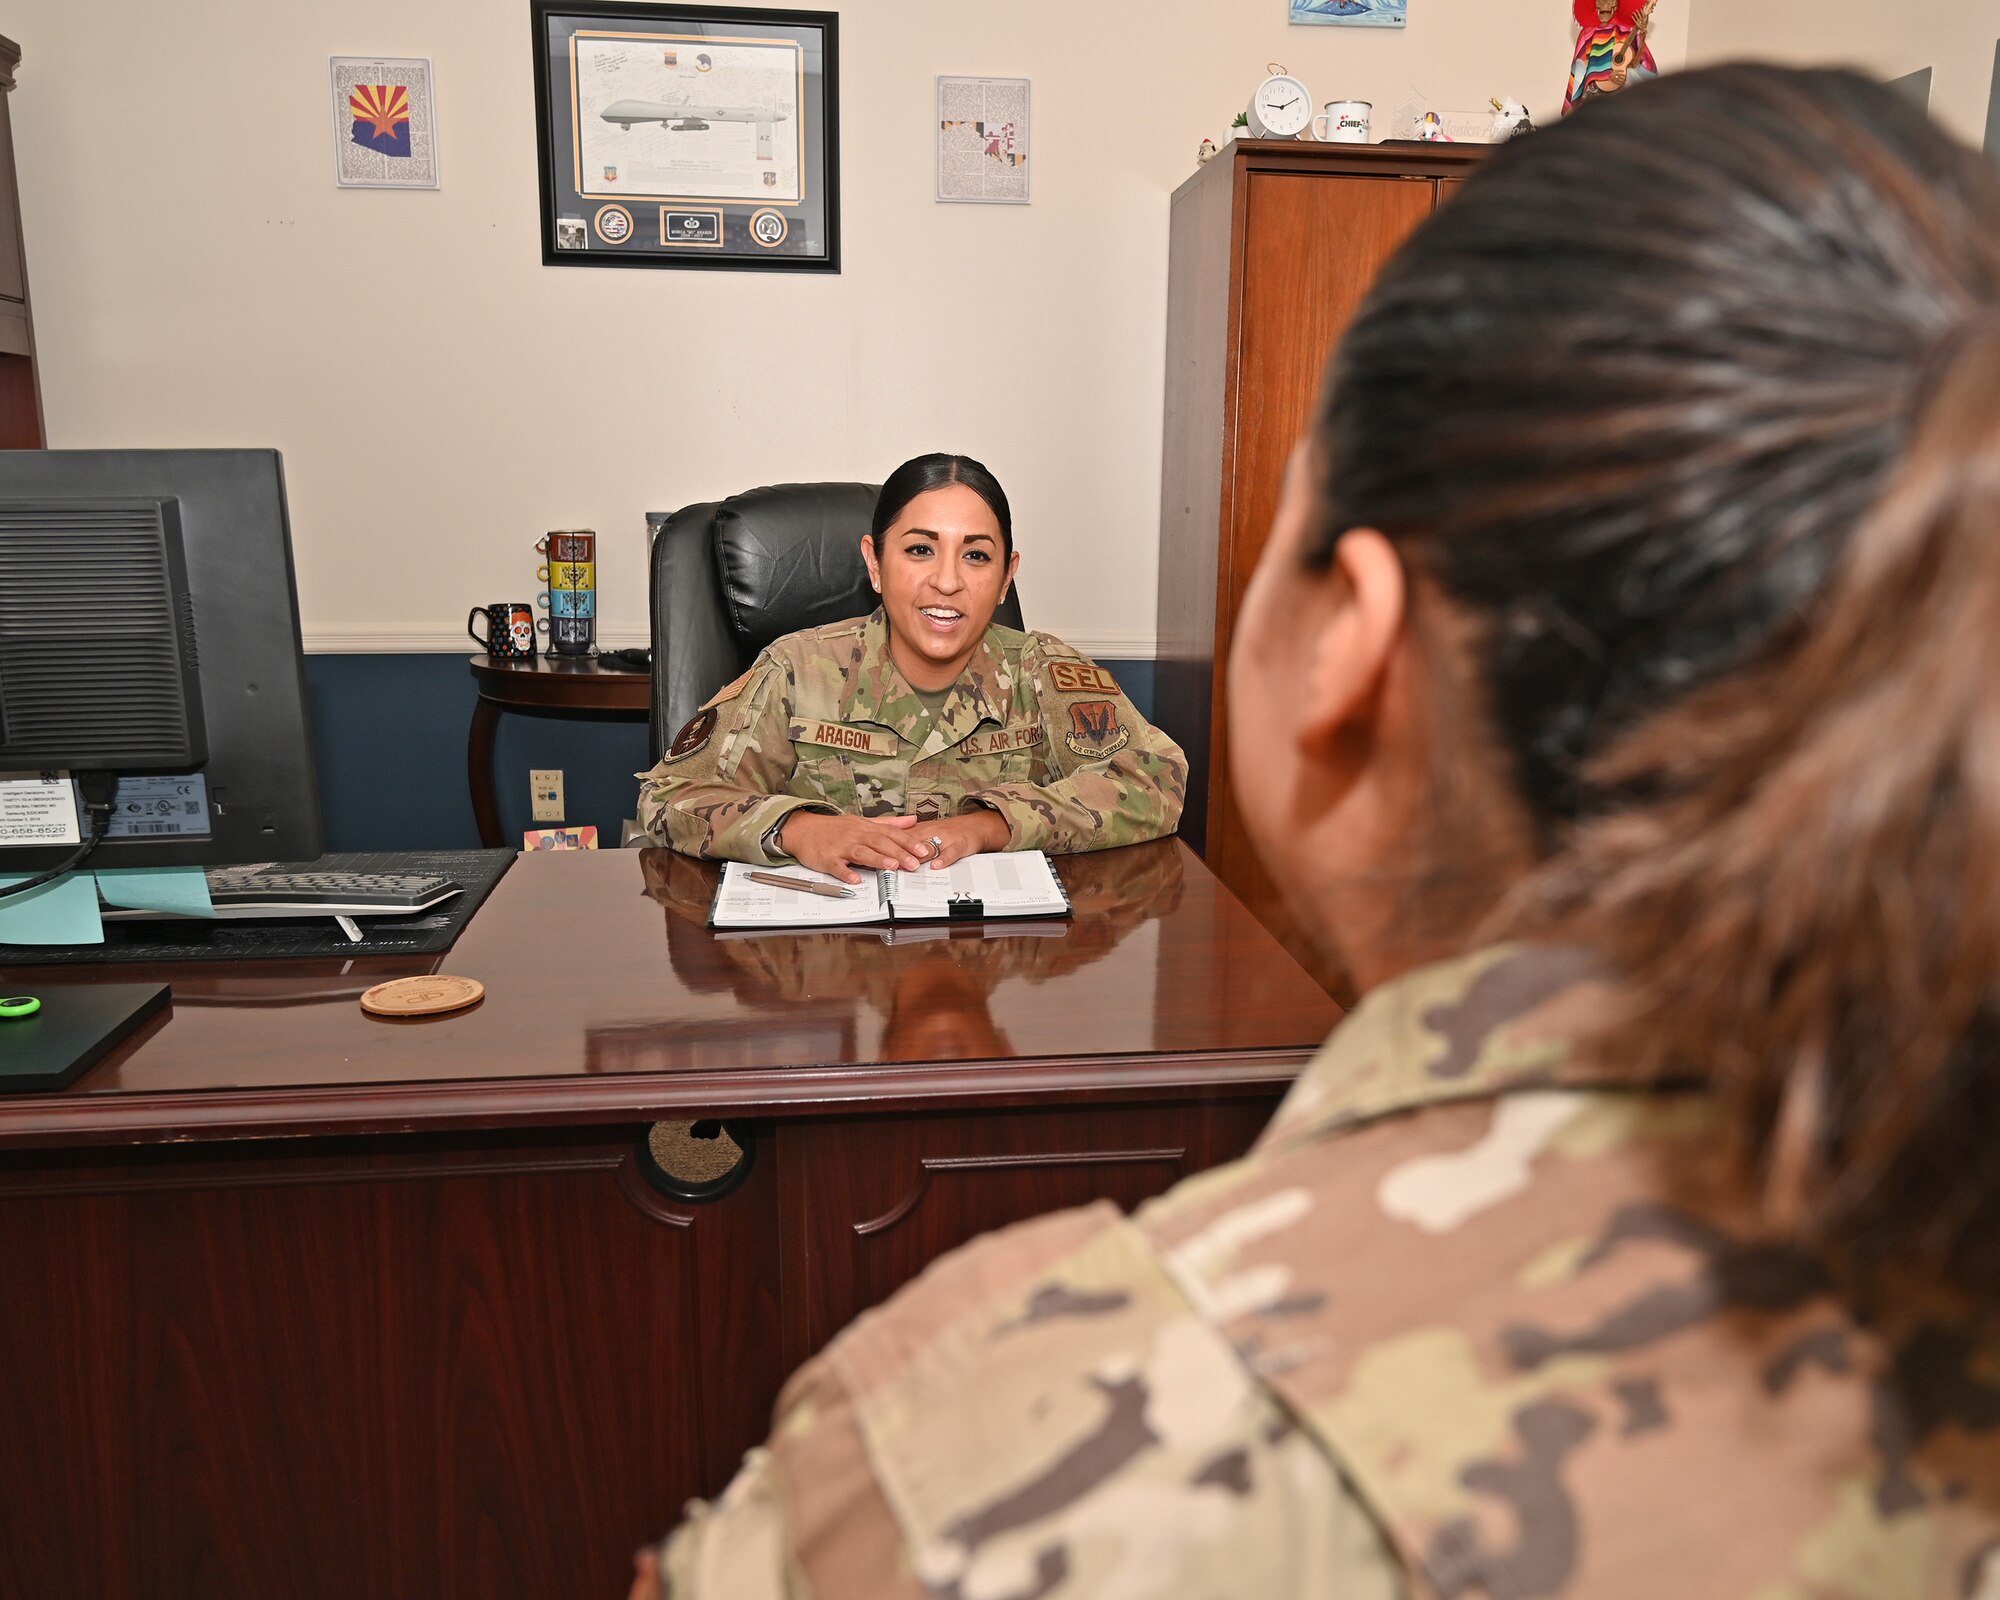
left=925, top=835, right=945, bottom=863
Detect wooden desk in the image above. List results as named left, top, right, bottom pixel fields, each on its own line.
left=0, top=842, right=1335, bottom=1600
left=467, top=653, right=650, bottom=846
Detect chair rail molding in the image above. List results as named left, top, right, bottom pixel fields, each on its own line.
left=304, top=628, right=1159, bottom=658
left=306, top=628, right=654, bottom=653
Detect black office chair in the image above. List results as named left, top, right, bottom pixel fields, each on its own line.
left=646, top=482, right=1025, bottom=761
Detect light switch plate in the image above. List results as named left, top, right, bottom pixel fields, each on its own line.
left=530, top=768, right=565, bottom=822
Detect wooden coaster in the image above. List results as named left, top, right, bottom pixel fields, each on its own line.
left=360, top=975, right=485, bottom=1017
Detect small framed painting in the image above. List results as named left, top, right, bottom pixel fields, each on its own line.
left=330, top=56, right=440, bottom=188
left=1290, top=0, right=1407, bottom=26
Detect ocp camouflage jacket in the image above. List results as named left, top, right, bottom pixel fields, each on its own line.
left=658, top=944, right=2000, bottom=1598
left=635, top=611, right=1187, bottom=862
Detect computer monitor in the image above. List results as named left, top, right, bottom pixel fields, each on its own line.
left=0, top=448, right=322, bottom=876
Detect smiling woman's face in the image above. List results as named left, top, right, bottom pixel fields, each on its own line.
left=862, top=483, right=1020, bottom=691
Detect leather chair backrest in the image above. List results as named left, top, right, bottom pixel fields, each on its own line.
left=647, top=482, right=1024, bottom=760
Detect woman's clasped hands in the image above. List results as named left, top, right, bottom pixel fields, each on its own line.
left=777, top=807, right=1010, bottom=884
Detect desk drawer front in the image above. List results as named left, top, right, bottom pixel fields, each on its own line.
left=777, top=1096, right=1279, bottom=1364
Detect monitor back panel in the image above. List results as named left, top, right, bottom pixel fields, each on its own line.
left=0, top=449, right=321, bottom=874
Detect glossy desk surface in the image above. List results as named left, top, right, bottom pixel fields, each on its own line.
left=0, top=841, right=1339, bottom=1147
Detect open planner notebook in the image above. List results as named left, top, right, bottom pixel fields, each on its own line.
left=708, top=850, right=1072, bottom=930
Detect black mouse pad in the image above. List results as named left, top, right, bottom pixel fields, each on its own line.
left=0, top=983, right=170, bottom=1093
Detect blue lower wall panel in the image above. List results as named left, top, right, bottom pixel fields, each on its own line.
left=304, top=654, right=1156, bottom=853
left=1113, top=660, right=1153, bottom=723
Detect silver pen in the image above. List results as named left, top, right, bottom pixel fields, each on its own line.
left=748, top=870, right=856, bottom=900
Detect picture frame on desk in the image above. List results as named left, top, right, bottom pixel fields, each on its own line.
left=530, top=0, right=840, bottom=272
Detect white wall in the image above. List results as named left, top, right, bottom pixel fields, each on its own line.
left=7, top=0, right=1681, bottom=654
left=1689, top=0, right=1999, bottom=148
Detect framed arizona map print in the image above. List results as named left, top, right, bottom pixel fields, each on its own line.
left=531, top=1, right=840, bottom=271
left=331, top=56, right=440, bottom=188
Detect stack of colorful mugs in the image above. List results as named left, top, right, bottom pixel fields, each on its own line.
left=537, top=530, right=596, bottom=656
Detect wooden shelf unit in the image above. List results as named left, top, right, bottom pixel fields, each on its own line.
left=1155, top=138, right=1489, bottom=987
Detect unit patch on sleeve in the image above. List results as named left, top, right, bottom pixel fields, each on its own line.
left=1046, top=659, right=1122, bottom=696
left=1064, top=699, right=1130, bottom=758
left=667, top=707, right=719, bottom=761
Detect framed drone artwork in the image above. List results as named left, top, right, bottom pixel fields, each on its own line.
left=530, top=1, right=840, bottom=271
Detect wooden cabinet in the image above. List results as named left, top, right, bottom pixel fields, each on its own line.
left=0, top=36, right=43, bottom=447
left=1155, top=140, right=1487, bottom=990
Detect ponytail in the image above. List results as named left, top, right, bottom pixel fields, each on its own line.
left=1525, top=316, right=2000, bottom=1291
left=1312, top=65, right=2000, bottom=1302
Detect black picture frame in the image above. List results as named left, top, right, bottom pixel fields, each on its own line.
left=530, top=0, right=839, bottom=272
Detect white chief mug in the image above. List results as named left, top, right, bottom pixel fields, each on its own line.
left=1312, top=100, right=1372, bottom=143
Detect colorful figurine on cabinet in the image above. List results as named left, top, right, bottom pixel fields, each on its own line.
left=1565, top=0, right=1659, bottom=115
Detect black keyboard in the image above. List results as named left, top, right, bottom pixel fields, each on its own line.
left=204, top=867, right=461, bottom=912
left=0, top=849, right=516, bottom=965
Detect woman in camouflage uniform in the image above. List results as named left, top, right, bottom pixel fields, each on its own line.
left=634, top=69, right=2000, bottom=1597
left=636, top=454, right=1187, bottom=881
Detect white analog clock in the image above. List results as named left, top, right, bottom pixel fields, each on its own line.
left=1247, top=67, right=1312, bottom=139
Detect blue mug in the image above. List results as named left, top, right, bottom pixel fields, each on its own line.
left=537, top=588, right=595, bottom=619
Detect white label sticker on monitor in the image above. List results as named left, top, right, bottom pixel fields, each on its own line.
left=99, top=774, right=213, bottom=839
left=0, top=771, right=82, bottom=845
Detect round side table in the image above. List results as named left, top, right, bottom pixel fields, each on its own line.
left=467, top=654, right=650, bottom=847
